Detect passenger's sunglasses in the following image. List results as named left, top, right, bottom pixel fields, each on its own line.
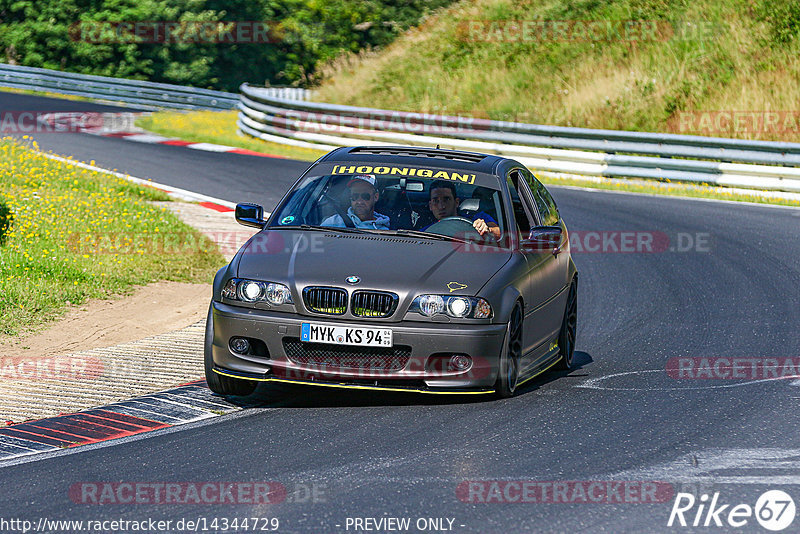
left=350, top=192, right=373, bottom=201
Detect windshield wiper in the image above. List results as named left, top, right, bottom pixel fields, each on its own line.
left=375, top=229, right=469, bottom=243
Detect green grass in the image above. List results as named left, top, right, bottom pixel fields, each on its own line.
left=316, top=0, right=800, bottom=143
left=0, top=137, right=225, bottom=336
left=136, top=110, right=327, bottom=162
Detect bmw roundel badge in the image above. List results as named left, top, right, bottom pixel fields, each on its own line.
left=345, top=275, right=360, bottom=285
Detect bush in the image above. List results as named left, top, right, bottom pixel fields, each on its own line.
left=0, top=201, right=11, bottom=245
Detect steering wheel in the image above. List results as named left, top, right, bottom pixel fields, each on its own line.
left=424, top=216, right=481, bottom=238
left=320, top=191, right=355, bottom=228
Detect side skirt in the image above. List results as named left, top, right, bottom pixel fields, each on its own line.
left=516, top=344, right=562, bottom=389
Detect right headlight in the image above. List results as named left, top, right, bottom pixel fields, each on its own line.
left=221, top=278, right=294, bottom=306
left=409, top=295, right=492, bottom=319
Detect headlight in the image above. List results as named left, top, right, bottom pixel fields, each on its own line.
left=221, top=278, right=293, bottom=305
left=410, top=295, right=492, bottom=319
left=418, top=294, right=445, bottom=317
left=265, top=283, right=292, bottom=305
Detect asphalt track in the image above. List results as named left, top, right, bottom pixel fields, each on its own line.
left=3, top=92, right=800, bottom=532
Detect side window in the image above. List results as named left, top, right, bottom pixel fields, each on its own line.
left=506, top=172, right=534, bottom=235
left=532, top=178, right=559, bottom=226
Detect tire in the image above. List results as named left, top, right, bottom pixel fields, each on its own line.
left=495, top=303, right=523, bottom=398
left=555, top=279, right=577, bottom=371
left=204, top=304, right=257, bottom=397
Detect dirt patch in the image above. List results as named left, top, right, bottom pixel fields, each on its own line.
left=0, top=281, right=210, bottom=360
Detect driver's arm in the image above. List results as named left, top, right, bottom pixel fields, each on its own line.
left=473, top=218, right=501, bottom=240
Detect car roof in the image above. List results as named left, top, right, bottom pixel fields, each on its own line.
left=315, top=146, right=509, bottom=176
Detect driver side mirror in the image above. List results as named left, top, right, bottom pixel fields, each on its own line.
left=235, top=203, right=266, bottom=229
left=523, top=226, right=562, bottom=253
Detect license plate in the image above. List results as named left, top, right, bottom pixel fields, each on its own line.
left=301, top=323, right=393, bottom=347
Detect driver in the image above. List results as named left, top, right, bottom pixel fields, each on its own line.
left=424, top=180, right=500, bottom=239
left=321, top=175, right=390, bottom=229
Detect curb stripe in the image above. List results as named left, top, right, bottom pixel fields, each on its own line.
left=0, top=382, right=243, bottom=462
left=198, top=201, right=234, bottom=213
left=161, top=140, right=194, bottom=146
left=83, top=409, right=166, bottom=428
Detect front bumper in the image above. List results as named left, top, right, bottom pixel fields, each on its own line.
left=209, top=301, right=506, bottom=392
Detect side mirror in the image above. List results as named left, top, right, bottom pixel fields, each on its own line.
left=235, top=203, right=266, bottom=229
left=523, top=226, right=562, bottom=253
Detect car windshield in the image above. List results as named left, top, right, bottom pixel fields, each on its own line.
left=268, top=173, right=508, bottom=244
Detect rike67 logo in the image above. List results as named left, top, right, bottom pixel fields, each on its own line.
left=668, top=490, right=796, bottom=531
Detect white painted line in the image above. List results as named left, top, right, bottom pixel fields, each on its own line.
left=143, top=396, right=219, bottom=418
left=577, top=368, right=800, bottom=391
left=186, top=142, right=239, bottom=152
left=160, top=392, right=237, bottom=410
left=605, top=448, right=800, bottom=485
left=122, top=133, right=174, bottom=143
left=38, top=152, right=236, bottom=208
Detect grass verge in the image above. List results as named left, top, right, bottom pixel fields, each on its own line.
left=0, top=137, right=225, bottom=336
left=136, top=110, right=327, bottom=162
left=315, top=0, right=800, bottom=142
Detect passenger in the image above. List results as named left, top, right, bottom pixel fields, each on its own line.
left=321, top=175, right=390, bottom=230
left=424, top=180, right=500, bottom=239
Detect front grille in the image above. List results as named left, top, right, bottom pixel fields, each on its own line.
left=351, top=291, right=398, bottom=318
left=303, top=286, right=347, bottom=315
left=283, top=338, right=411, bottom=371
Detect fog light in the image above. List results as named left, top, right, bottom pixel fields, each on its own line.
left=229, top=337, right=250, bottom=354
left=450, top=354, right=472, bottom=371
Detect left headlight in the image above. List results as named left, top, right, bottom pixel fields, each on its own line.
left=409, top=294, right=492, bottom=319
left=221, top=278, right=294, bottom=306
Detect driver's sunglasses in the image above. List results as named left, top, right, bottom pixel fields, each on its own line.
left=350, top=192, right=372, bottom=201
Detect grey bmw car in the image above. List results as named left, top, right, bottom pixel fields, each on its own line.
left=204, top=146, right=577, bottom=398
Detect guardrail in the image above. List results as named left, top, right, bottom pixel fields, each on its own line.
left=0, top=64, right=311, bottom=111
left=238, top=83, right=800, bottom=194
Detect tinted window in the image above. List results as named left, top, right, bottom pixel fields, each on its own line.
left=534, top=181, right=559, bottom=226
left=505, top=173, right=533, bottom=234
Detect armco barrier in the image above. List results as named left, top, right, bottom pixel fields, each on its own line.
left=238, top=83, right=800, bottom=193
left=0, top=64, right=310, bottom=111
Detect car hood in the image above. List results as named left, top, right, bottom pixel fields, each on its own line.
left=235, top=229, right=511, bottom=297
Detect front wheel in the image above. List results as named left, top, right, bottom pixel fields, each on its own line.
left=495, top=303, right=523, bottom=398
left=555, top=279, right=577, bottom=371
left=204, top=304, right=257, bottom=396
